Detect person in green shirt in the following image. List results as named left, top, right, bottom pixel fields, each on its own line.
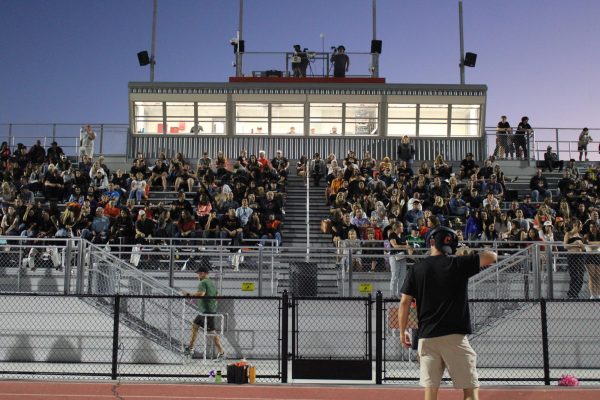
left=183, top=261, right=225, bottom=358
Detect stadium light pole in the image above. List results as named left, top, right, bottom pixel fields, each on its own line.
left=371, top=0, right=379, bottom=78
left=458, top=1, right=465, bottom=84
left=236, top=0, right=244, bottom=77
left=150, top=0, right=157, bottom=82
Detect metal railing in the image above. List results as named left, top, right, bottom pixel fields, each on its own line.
left=0, top=123, right=129, bottom=157
left=485, top=128, right=600, bottom=162
left=237, top=51, right=377, bottom=78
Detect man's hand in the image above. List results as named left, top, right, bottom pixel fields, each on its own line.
left=402, top=330, right=412, bottom=348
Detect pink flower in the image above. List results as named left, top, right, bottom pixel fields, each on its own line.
left=558, top=374, right=579, bottom=386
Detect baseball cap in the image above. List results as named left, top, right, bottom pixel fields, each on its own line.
left=431, top=227, right=458, bottom=255
left=555, top=217, right=564, bottom=222
left=544, top=221, right=552, bottom=227
left=138, top=210, right=146, bottom=216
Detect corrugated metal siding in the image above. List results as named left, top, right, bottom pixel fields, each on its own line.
left=131, top=135, right=483, bottom=161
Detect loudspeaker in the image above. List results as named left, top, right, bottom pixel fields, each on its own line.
left=370, top=39, right=382, bottom=54
left=137, top=51, right=150, bottom=66
left=233, top=40, right=245, bottom=53
left=464, top=52, right=477, bottom=67
left=290, top=262, right=317, bottom=297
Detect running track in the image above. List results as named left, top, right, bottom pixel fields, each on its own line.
left=0, top=381, right=597, bottom=400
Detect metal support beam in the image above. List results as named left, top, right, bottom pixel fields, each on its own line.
left=459, top=1, right=465, bottom=84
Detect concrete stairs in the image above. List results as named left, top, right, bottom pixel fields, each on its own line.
left=281, top=174, right=333, bottom=249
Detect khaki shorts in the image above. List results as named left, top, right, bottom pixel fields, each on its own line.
left=418, top=334, right=479, bottom=388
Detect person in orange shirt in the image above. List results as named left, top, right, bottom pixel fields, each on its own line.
left=103, top=197, right=121, bottom=219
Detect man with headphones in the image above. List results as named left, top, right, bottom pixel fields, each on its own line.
left=399, top=226, right=497, bottom=400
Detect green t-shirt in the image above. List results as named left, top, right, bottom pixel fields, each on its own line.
left=197, top=278, right=218, bottom=314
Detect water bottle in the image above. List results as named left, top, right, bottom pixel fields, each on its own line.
left=248, top=365, right=256, bottom=384
left=215, top=370, right=222, bottom=383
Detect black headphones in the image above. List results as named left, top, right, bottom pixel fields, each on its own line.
left=428, top=226, right=459, bottom=255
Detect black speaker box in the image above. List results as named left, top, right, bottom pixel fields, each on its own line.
left=370, top=39, right=382, bottom=54
left=290, top=262, right=317, bottom=297
left=464, top=52, right=477, bottom=67
left=137, top=51, right=150, bottom=66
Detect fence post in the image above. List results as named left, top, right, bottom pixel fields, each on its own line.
left=281, top=290, right=289, bottom=383
left=168, top=247, right=175, bottom=288
left=63, top=240, right=72, bottom=295
left=99, top=124, right=105, bottom=155
left=111, top=295, right=121, bottom=380
left=546, top=246, right=554, bottom=299
left=375, top=291, right=383, bottom=384
left=348, top=245, right=353, bottom=296
left=540, top=299, right=551, bottom=385
left=76, top=240, right=86, bottom=294
left=533, top=245, right=542, bottom=300
left=258, top=244, right=264, bottom=297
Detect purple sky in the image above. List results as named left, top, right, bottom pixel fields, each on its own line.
left=1, top=0, right=599, bottom=131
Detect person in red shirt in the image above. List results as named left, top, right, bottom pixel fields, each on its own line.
left=257, top=150, right=270, bottom=171
left=177, top=209, right=197, bottom=238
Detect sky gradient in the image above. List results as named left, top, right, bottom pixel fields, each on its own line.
left=1, top=0, right=599, bottom=130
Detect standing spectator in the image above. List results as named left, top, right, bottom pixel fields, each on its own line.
left=578, top=127, right=592, bottom=161
left=330, top=45, right=350, bottom=78
left=397, top=135, right=416, bottom=168
left=79, top=124, right=96, bottom=161
left=28, top=140, right=46, bottom=165
left=309, top=153, right=326, bottom=187
left=47, top=141, right=65, bottom=165
left=564, top=219, right=586, bottom=299
left=388, top=222, right=409, bottom=297
left=496, top=115, right=513, bottom=159
left=516, top=116, right=534, bottom=160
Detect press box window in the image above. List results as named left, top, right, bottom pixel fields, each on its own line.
left=235, top=103, right=269, bottom=134
left=197, top=102, right=226, bottom=134
left=309, top=103, right=342, bottom=135
left=345, top=104, right=378, bottom=136
left=166, top=102, right=194, bottom=134
left=134, top=102, right=164, bottom=134
left=271, top=103, right=304, bottom=135
left=387, top=104, right=417, bottom=136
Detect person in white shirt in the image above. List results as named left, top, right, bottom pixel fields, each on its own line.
left=79, top=124, right=96, bottom=161
left=128, top=172, right=147, bottom=203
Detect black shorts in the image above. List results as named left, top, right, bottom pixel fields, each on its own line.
left=194, top=314, right=216, bottom=331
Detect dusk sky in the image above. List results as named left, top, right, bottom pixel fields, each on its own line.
left=1, top=0, right=599, bottom=131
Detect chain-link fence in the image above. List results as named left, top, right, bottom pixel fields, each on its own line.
left=0, top=294, right=282, bottom=382
left=381, top=297, right=600, bottom=385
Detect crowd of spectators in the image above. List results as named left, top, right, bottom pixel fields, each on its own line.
left=0, top=140, right=288, bottom=269
left=308, top=135, right=598, bottom=297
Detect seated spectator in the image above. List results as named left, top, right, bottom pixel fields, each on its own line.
left=44, top=167, right=65, bottom=202
left=262, top=213, right=283, bottom=247
left=520, top=195, right=538, bottom=219
left=202, top=209, right=221, bottom=240
left=544, top=146, right=564, bottom=172
left=459, top=152, right=477, bottom=179
left=132, top=209, right=154, bottom=243
left=150, top=159, right=169, bottom=191
left=482, top=192, right=500, bottom=211
left=310, top=153, right=326, bottom=187
left=404, top=199, right=424, bottom=231
left=91, top=169, right=109, bottom=196
left=109, top=208, right=134, bottom=244
left=128, top=172, right=147, bottom=204
left=486, top=174, right=504, bottom=197
left=153, top=210, right=177, bottom=238
left=433, top=154, right=452, bottom=179
left=103, top=197, right=121, bottom=219
left=449, top=192, right=468, bottom=216
left=235, top=198, right=253, bottom=227
left=530, top=168, right=553, bottom=201
left=220, top=208, right=243, bottom=248
left=171, top=190, right=193, bottom=220
left=82, top=207, right=110, bottom=244
left=176, top=209, right=197, bottom=238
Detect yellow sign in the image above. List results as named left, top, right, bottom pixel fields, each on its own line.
left=241, top=282, right=255, bottom=292
left=358, top=283, right=373, bottom=293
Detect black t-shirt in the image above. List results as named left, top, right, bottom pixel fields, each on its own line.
left=401, top=253, right=480, bottom=339
left=388, top=232, right=406, bottom=254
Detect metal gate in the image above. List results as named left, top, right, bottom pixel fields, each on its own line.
left=290, top=295, right=373, bottom=380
